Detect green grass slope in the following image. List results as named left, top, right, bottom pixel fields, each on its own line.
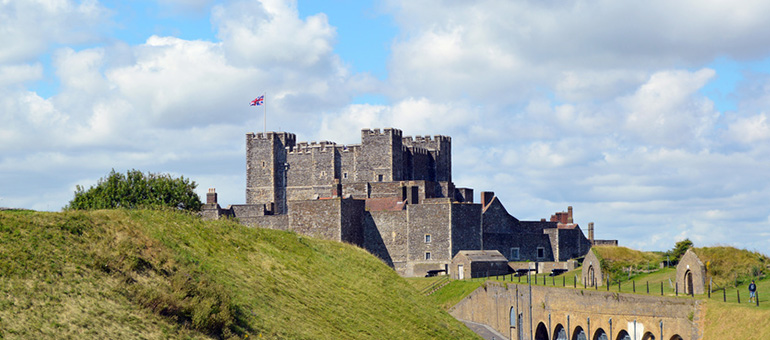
left=693, top=246, right=769, bottom=289
left=0, top=209, right=477, bottom=339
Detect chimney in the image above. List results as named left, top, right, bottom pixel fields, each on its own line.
left=206, top=188, right=218, bottom=205
left=567, top=206, right=573, bottom=224
left=481, top=191, right=495, bottom=209
left=588, top=222, right=594, bottom=243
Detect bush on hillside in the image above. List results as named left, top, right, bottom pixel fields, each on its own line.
left=593, top=246, right=662, bottom=282
left=696, top=247, right=769, bottom=289
left=65, top=169, right=201, bottom=211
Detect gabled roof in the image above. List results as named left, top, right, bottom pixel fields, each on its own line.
left=455, top=250, right=507, bottom=262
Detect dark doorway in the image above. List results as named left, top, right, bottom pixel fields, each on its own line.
left=685, top=270, right=693, bottom=295
left=616, top=330, right=631, bottom=340
left=535, top=322, right=549, bottom=340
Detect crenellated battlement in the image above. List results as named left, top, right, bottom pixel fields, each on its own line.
left=249, top=131, right=297, bottom=143
left=288, top=141, right=337, bottom=154
left=402, top=135, right=451, bottom=144
left=361, top=127, right=403, bottom=137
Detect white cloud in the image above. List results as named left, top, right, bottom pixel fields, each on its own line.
left=726, top=113, right=770, bottom=144
left=0, top=0, right=109, bottom=63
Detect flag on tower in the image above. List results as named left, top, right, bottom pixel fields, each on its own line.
left=250, top=95, right=264, bottom=106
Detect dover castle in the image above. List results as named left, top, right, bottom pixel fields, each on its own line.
left=203, top=128, right=609, bottom=277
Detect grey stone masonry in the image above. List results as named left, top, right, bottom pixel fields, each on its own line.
left=203, top=127, right=598, bottom=277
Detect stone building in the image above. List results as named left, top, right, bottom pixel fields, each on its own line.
left=676, top=248, right=706, bottom=295
left=450, top=250, right=509, bottom=280
left=582, top=248, right=605, bottom=287
left=203, top=128, right=595, bottom=277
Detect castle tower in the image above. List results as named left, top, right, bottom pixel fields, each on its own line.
left=588, top=222, right=594, bottom=243
left=358, top=128, right=404, bottom=182
left=246, top=131, right=296, bottom=214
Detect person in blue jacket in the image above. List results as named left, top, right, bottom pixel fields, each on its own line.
left=749, top=280, right=757, bottom=303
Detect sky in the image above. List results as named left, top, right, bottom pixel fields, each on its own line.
left=3, top=0, right=770, bottom=255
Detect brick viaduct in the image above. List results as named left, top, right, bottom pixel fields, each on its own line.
left=450, top=282, right=699, bottom=340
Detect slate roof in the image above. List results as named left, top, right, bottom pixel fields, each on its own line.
left=455, top=250, right=508, bottom=262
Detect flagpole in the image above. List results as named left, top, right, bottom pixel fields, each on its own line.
left=263, top=91, right=267, bottom=134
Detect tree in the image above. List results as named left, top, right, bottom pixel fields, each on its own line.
left=668, top=239, right=694, bottom=264
left=65, top=169, right=202, bottom=211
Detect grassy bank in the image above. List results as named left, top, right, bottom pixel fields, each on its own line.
left=0, top=209, right=477, bottom=339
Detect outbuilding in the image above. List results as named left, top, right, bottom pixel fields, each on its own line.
left=451, top=250, right=509, bottom=279
left=676, top=248, right=706, bottom=295
left=581, top=248, right=604, bottom=287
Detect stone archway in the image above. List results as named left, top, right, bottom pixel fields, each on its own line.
left=669, top=335, right=683, bottom=340
left=573, top=326, right=587, bottom=340
left=642, top=332, right=656, bottom=340
left=616, top=330, right=631, bottom=340
left=535, top=322, right=549, bottom=340
left=593, top=328, right=608, bottom=340
left=685, top=270, right=693, bottom=295
left=553, top=324, right=567, bottom=340
left=588, top=265, right=596, bottom=287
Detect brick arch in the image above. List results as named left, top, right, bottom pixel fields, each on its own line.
left=592, top=327, right=608, bottom=340
left=553, top=324, right=568, bottom=340
left=535, top=322, right=549, bottom=340
left=572, top=326, right=587, bottom=340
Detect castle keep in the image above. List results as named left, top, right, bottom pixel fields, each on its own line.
left=203, top=128, right=596, bottom=277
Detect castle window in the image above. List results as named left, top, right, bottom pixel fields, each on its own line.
left=261, top=161, right=266, bottom=168
left=377, top=174, right=383, bottom=182
left=343, top=172, right=348, bottom=179
left=510, top=247, right=520, bottom=260
left=321, top=171, right=326, bottom=177
left=425, top=252, right=431, bottom=260
left=537, top=247, right=545, bottom=259
left=425, top=234, right=431, bottom=243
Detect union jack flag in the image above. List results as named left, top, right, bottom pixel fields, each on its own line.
left=250, top=95, right=264, bottom=106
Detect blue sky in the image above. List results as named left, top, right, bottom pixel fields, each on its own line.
left=3, top=0, right=770, bottom=255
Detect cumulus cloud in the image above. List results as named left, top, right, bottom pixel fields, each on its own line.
left=0, top=0, right=109, bottom=64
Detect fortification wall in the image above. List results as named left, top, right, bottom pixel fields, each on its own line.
left=239, top=215, right=289, bottom=230
left=451, top=203, right=483, bottom=257
left=556, top=227, right=591, bottom=261
left=288, top=199, right=344, bottom=241
left=406, top=201, right=452, bottom=276
left=364, top=210, right=409, bottom=269
left=451, top=282, right=699, bottom=340
left=339, top=198, right=365, bottom=245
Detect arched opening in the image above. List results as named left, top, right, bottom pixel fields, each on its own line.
left=535, top=322, right=549, bottom=340
left=573, top=326, right=587, bottom=340
left=510, top=307, right=516, bottom=327
left=593, top=327, right=608, bottom=340
left=685, top=270, right=693, bottom=295
left=669, top=335, right=683, bottom=340
left=588, top=266, right=596, bottom=286
left=616, top=330, right=631, bottom=340
left=553, top=324, right=567, bottom=340
left=642, top=331, right=656, bottom=340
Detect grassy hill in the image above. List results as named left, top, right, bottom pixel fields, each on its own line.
left=692, top=246, right=769, bottom=289
left=592, top=246, right=661, bottom=282
left=0, top=209, right=478, bottom=339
